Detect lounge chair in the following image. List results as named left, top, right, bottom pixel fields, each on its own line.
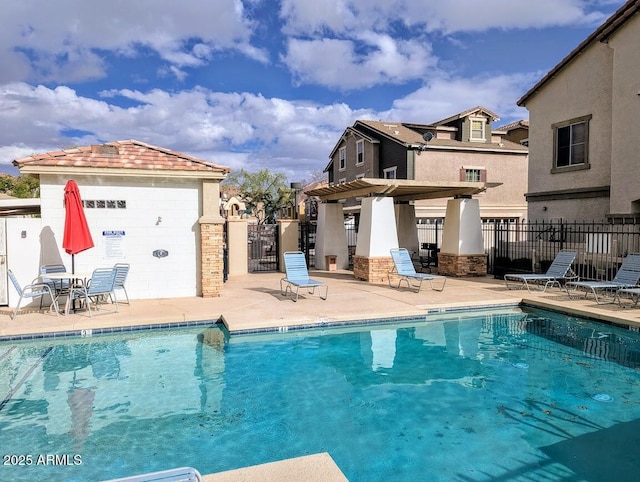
left=8, top=269, right=59, bottom=319
left=566, top=252, right=640, bottom=304
left=280, top=251, right=328, bottom=301
left=66, top=267, right=119, bottom=316
left=389, top=248, right=446, bottom=292
left=103, top=466, right=202, bottom=482
left=111, top=263, right=130, bottom=305
left=504, top=250, right=578, bottom=293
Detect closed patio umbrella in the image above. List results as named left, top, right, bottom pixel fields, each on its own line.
left=63, top=180, right=94, bottom=273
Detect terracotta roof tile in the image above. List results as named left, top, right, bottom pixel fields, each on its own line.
left=13, top=139, right=231, bottom=174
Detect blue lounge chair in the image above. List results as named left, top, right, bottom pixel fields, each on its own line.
left=111, top=263, right=130, bottom=305
left=103, top=466, right=202, bottom=482
left=566, top=252, right=640, bottom=304
left=280, top=251, right=328, bottom=301
left=8, top=269, right=59, bottom=319
left=66, top=267, right=119, bottom=316
left=389, top=248, right=446, bottom=292
left=504, top=250, right=578, bottom=293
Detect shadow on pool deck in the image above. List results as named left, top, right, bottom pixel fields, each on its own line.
left=3, top=270, right=640, bottom=480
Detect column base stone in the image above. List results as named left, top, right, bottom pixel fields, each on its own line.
left=437, top=253, right=487, bottom=277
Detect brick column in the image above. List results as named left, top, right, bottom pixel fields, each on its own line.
left=200, top=221, right=225, bottom=297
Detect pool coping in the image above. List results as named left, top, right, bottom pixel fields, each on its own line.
left=3, top=298, right=640, bottom=342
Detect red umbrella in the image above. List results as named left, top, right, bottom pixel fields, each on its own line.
left=63, top=180, right=94, bottom=273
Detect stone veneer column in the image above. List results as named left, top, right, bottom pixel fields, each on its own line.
left=438, top=196, right=487, bottom=277
left=199, top=179, right=226, bottom=297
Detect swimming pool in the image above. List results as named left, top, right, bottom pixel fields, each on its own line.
left=1, top=306, right=640, bottom=481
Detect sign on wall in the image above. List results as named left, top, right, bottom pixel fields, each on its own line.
left=103, top=230, right=126, bottom=258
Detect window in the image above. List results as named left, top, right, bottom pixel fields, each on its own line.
left=460, top=167, right=486, bottom=182
left=383, top=167, right=397, bottom=179
left=83, top=199, right=127, bottom=209
left=554, top=116, right=590, bottom=168
left=356, top=173, right=365, bottom=180
left=465, top=169, right=481, bottom=182
left=356, top=140, right=364, bottom=165
left=339, top=147, right=346, bottom=171
left=470, top=118, right=486, bottom=141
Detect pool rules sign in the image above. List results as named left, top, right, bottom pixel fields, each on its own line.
left=102, top=230, right=126, bottom=258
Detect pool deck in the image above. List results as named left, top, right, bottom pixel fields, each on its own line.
left=3, top=270, right=640, bottom=480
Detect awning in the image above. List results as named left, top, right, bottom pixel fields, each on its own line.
left=305, top=178, right=502, bottom=202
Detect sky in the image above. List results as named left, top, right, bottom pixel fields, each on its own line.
left=0, top=0, right=627, bottom=183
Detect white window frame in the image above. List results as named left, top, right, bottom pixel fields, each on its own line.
left=465, top=169, right=482, bottom=182
left=339, top=147, right=346, bottom=171
left=355, top=173, right=365, bottom=180
left=469, top=117, right=486, bottom=142
left=356, top=140, right=364, bottom=165
left=338, top=177, right=347, bottom=184
left=383, top=167, right=397, bottom=179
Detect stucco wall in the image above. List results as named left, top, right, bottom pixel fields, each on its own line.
left=413, top=148, right=528, bottom=219
left=609, top=13, right=640, bottom=215
left=39, top=174, right=203, bottom=300
left=525, top=39, right=614, bottom=220
left=6, top=218, right=43, bottom=308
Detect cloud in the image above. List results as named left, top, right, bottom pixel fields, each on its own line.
left=0, top=0, right=266, bottom=84
left=381, top=73, right=540, bottom=124
left=282, top=34, right=437, bottom=90
left=280, top=0, right=611, bottom=36
left=0, top=82, right=373, bottom=179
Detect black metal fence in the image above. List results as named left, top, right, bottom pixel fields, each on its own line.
left=487, top=220, right=640, bottom=280
left=247, top=224, right=279, bottom=272
left=299, top=220, right=640, bottom=281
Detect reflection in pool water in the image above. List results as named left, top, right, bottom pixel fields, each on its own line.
left=1, top=307, right=640, bottom=481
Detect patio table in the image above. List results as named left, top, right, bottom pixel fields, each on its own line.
left=41, top=271, right=93, bottom=313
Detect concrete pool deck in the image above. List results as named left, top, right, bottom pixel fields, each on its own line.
left=3, top=270, right=640, bottom=480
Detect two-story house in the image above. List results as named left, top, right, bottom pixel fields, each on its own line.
left=325, top=106, right=529, bottom=223
left=518, top=0, right=640, bottom=222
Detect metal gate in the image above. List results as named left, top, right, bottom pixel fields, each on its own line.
left=299, top=222, right=316, bottom=266
left=248, top=224, right=279, bottom=272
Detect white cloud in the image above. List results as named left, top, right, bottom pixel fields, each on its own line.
left=280, top=0, right=611, bottom=36
left=282, top=34, right=437, bottom=89
left=0, top=0, right=266, bottom=84
left=0, top=82, right=373, bottom=179
left=381, top=73, right=539, bottom=124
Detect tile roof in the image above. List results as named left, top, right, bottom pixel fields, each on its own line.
left=13, top=139, right=231, bottom=174
left=518, top=0, right=640, bottom=106
left=496, top=120, right=529, bottom=131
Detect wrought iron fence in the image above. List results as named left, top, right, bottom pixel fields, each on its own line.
left=300, top=219, right=640, bottom=280
left=247, top=224, right=279, bottom=272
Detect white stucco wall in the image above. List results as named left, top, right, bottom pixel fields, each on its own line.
left=39, top=174, right=203, bottom=300
left=6, top=218, right=43, bottom=308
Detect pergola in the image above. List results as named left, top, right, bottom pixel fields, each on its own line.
left=305, top=178, right=502, bottom=281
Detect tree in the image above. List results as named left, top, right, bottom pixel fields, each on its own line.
left=0, top=175, right=40, bottom=198
left=223, top=169, right=294, bottom=224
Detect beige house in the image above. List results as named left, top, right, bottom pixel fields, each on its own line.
left=518, top=0, right=640, bottom=222
left=326, top=106, right=529, bottom=223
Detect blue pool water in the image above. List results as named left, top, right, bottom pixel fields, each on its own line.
left=2, top=307, right=640, bottom=481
